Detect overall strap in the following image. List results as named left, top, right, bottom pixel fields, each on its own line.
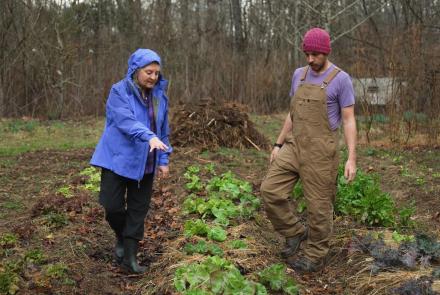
left=300, top=66, right=309, bottom=82
left=321, top=67, right=341, bottom=88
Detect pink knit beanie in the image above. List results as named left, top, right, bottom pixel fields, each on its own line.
left=302, top=28, right=331, bottom=54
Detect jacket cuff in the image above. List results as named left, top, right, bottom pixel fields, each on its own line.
left=158, top=155, right=169, bottom=166
left=141, top=133, right=157, bottom=142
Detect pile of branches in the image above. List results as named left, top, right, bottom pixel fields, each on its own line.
left=170, top=99, right=270, bottom=150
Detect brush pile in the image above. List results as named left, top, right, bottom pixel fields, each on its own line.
left=170, top=98, right=270, bottom=150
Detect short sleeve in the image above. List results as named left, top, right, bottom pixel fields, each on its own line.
left=289, top=68, right=303, bottom=97
left=338, top=74, right=355, bottom=108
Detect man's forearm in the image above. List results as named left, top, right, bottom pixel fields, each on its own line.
left=275, top=113, right=293, bottom=144
left=343, top=117, right=357, bottom=161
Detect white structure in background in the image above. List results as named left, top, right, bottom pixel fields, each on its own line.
left=352, top=77, right=406, bottom=106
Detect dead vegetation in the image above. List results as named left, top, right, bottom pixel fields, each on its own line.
left=171, top=99, right=270, bottom=151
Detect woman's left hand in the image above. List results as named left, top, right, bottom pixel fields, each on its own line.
left=158, top=165, right=170, bottom=179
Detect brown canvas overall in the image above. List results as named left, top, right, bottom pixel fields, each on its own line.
left=261, top=66, right=341, bottom=261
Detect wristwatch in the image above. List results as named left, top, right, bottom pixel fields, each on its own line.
left=273, top=143, right=283, bottom=148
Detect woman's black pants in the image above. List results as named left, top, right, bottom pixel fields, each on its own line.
left=98, top=168, right=154, bottom=241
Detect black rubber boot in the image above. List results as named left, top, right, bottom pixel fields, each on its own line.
left=121, top=238, right=147, bottom=274
left=115, top=234, right=124, bottom=264
left=281, top=229, right=308, bottom=258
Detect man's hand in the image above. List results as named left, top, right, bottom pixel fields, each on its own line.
left=149, top=137, right=168, bottom=152
left=344, top=159, right=356, bottom=182
left=270, top=147, right=281, bottom=164
left=269, top=113, right=292, bottom=164
left=157, top=165, right=170, bottom=179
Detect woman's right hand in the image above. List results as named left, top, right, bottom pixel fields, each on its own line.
left=149, top=137, right=168, bottom=152
left=270, top=147, right=281, bottom=164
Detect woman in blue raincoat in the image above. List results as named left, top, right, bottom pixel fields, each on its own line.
left=91, top=48, right=172, bottom=274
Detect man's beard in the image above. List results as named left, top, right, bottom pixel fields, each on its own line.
left=309, top=62, right=325, bottom=72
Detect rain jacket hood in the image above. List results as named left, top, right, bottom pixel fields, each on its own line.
left=126, top=48, right=168, bottom=98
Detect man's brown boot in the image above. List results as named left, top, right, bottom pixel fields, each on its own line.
left=289, top=256, right=324, bottom=273
left=280, top=229, right=307, bottom=258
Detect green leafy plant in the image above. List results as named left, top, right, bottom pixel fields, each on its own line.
left=228, top=240, right=247, bottom=249
left=184, top=166, right=203, bottom=192
left=42, top=212, right=69, bottom=228
left=80, top=167, right=101, bottom=193
left=186, top=166, right=201, bottom=175
left=0, top=233, right=18, bottom=248
left=392, top=231, right=415, bottom=243
left=204, top=163, right=216, bottom=175
left=184, top=220, right=227, bottom=242
left=44, top=263, right=69, bottom=279
left=258, top=263, right=299, bottom=295
left=0, top=259, right=23, bottom=294
left=278, top=159, right=410, bottom=228
left=34, top=262, right=73, bottom=288
left=398, top=203, right=416, bottom=227
left=174, top=256, right=267, bottom=294
left=206, top=171, right=252, bottom=199
left=336, top=167, right=396, bottom=227
left=207, top=226, right=227, bottom=242
left=185, top=175, right=203, bottom=192
left=415, top=177, right=426, bottom=186
left=184, top=219, right=209, bottom=237
left=183, top=168, right=260, bottom=225
left=400, top=166, right=412, bottom=177
left=182, top=195, right=239, bottom=226
left=183, top=240, right=224, bottom=257
left=24, top=249, right=46, bottom=265
left=57, top=186, right=73, bottom=198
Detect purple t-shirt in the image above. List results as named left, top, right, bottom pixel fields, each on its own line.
left=289, top=64, right=355, bottom=130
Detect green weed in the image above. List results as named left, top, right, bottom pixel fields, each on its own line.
left=0, top=233, right=18, bottom=248
left=44, top=263, right=68, bottom=279
left=1, top=201, right=24, bottom=211
left=80, top=167, right=101, bottom=193
left=0, top=268, right=19, bottom=295
left=24, top=249, right=46, bottom=265
left=398, top=204, right=416, bottom=227
left=57, top=186, right=73, bottom=198
left=42, top=212, right=68, bottom=228
left=228, top=240, right=247, bottom=250
left=392, top=231, right=415, bottom=243
left=416, top=177, right=426, bottom=186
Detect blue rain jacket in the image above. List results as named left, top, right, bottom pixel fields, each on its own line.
left=90, top=49, right=172, bottom=180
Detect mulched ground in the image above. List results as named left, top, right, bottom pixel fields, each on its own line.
left=0, top=142, right=439, bottom=294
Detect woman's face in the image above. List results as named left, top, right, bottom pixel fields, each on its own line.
left=136, top=63, right=161, bottom=89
